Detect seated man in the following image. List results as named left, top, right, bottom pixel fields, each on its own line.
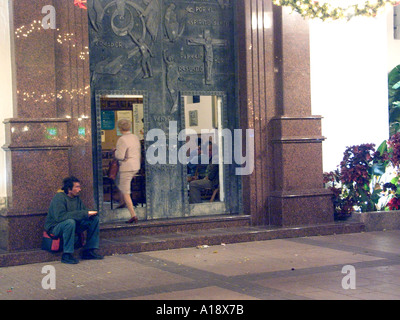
left=189, top=142, right=219, bottom=203
left=187, top=137, right=209, bottom=181
left=44, top=176, right=103, bottom=264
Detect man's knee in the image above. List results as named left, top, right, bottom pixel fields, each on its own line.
left=91, top=215, right=100, bottom=226
left=189, top=180, right=201, bottom=189
left=79, top=215, right=99, bottom=233
left=64, top=219, right=76, bottom=231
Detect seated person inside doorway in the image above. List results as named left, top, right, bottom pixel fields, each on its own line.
left=189, top=141, right=219, bottom=203
left=44, top=176, right=103, bottom=264
left=113, top=119, right=141, bottom=224
left=187, top=137, right=209, bottom=181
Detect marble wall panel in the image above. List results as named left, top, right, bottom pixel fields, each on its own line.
left=12, top=0, right=57, bottom=118
left=6, top=149, right=70, bottom=213
left=1, top=214, right=46, bottom=251
left=270, top=191, right=334, bottom=226
left=4, top=119, right=70, bottom=148
left=271, top=116, right=323, bottom=140
left=273, top=142, right=325, bottom=191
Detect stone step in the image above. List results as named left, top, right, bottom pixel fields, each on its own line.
left=100, top=214, right=251, bottom=239
left=99, top=221, right=366, bottom=257
left=0, top=218, right=365, bottom=267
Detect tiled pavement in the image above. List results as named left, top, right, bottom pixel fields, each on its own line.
left=1, top=230, right=400, bottom=301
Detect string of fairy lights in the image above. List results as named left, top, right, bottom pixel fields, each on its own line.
left=14, top=19, right=89, bottom=105
left=17, top=86, right=90, bottom=103
left=14, top=20, right=89, bottom=60
left=272, top=0, right=400, bottom=20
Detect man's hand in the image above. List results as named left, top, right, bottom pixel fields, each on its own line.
left=88, top=211, right=98, bottom=217
left=187, top=176, right=198, bottom=182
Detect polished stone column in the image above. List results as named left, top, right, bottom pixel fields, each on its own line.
left=236, top=0, right=275, bottom=225
left=1, top=0, right=93, bottom=251
left=237, top=0, right=333, bottom=226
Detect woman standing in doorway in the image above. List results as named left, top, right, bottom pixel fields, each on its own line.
left=114, top=119, right=141, bottom=224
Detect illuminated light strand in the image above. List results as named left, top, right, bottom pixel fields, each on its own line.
left=14, top=20, right=43, bottom=38
left=272, top=0, right=400, bottom=20
left=56, top=31, right=75, bottom=45
left=15, top=24, right=89, bottom=60
left=17, top=86, right=90, bottom=104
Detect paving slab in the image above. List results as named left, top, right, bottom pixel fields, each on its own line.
left=1, top=230, right=400, bottom=302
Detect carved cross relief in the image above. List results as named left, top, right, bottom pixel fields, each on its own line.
left=187, top=29, right=228, bottom=85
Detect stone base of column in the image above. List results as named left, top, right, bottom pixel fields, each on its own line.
left=0, top=212, right=47, bottom=251
left=270, top=116, right=334, bottom=226
left=270, top=189, right=334, bottom=226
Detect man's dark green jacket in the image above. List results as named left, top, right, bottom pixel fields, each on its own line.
left=44, top=191, right=89, bottom=232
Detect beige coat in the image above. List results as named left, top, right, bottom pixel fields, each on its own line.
left=115, top=133, right=141, bottom=172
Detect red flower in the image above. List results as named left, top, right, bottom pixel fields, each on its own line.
left=386, top=132, right=400, bottom=168
left=339, top=144, right=375, bottom=187
left=388, top=197, right=400, bottom=210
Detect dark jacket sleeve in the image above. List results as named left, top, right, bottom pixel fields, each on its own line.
left=207, top=164, right=219, bottom=187
left=45, top=193, right=89, bottom=231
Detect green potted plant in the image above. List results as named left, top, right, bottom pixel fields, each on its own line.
left=388, top=65, right=400, bottom=136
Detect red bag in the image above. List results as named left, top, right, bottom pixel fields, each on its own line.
left=41, top=231, right=61, bottom=252
left=108, top=159, right=119, bottom=180
left=41, top=231, right=85, bottom=253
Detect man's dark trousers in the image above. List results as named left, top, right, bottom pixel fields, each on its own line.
left=51, top=216, right=100, bottom=253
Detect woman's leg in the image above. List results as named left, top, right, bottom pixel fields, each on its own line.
left=117, top=190, right=126, bottom=208
left=115, top=174, right=126, bottom=207
left=123, top=192, right=136, bottom=218
left=117, top=171, right=139, bottom=222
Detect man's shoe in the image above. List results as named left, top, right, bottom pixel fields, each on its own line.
left=81, top=249, right=104, bottom=260
left=61, top=253, right=79, bottom=264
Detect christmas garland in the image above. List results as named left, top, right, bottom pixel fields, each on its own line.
left=272, top=0, right=400, bottom=21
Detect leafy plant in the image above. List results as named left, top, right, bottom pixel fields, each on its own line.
left=339, top=144, right=379, bottom=213
left=388, top=65, right=400, bottom=136
left=384, top=132, right=400, bottom=168
left=323, top=144, right=381, bottom=219
left=324, top=133, right=400, bottom=218
left=323, top=169, right=356, bottom=220
left=323, top=140, right=399, bottom=219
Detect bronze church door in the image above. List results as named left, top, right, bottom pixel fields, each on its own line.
left=88, top=0, right=240, bottom=220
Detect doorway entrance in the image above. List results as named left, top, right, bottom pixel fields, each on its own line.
left=95, top=93, right=146, bottom=222
left=181, top=93, right=227, bottom=216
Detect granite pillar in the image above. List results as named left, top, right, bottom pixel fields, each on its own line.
left=236, top=1, right=333, bottom=226
left=1, top=0, right=93, bottom=251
